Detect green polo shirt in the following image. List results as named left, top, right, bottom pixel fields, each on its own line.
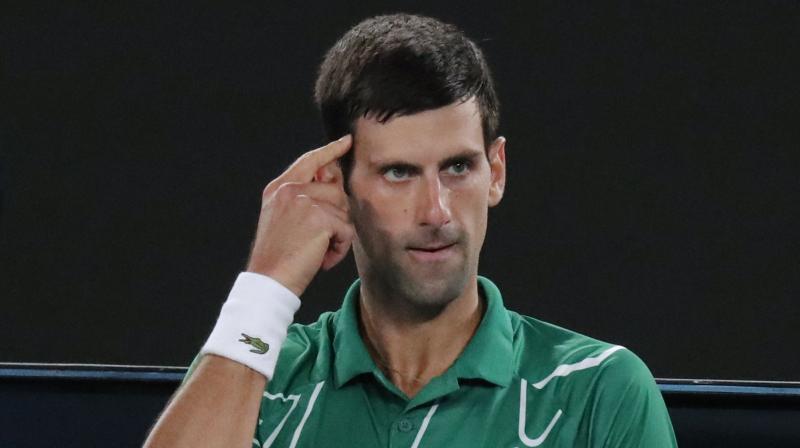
left=187, top=277, right=676, bottom=447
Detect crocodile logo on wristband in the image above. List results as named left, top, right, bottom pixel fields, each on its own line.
left=239, top=333, right=270, bottom=355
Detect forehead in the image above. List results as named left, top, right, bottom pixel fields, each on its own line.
left=353, top=98, right=484, bottom=165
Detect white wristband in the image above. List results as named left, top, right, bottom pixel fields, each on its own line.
left=200, top=272, right=301, bottom=380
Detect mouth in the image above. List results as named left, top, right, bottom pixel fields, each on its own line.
left=406, top=242, right=458, bottom=262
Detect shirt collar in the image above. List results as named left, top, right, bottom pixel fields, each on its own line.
left=332, top=276, right=514, bottom=389
left=332, top=279, right=375, bottom=388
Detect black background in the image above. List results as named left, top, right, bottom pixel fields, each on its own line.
left=2, top=1, right=798, bottom=380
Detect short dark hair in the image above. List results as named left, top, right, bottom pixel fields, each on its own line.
left=314, top=14, right=500, bottom=184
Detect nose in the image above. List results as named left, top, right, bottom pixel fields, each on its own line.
left=416, top=174, right=451, bottom=227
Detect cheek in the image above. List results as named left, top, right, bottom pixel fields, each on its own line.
left=367, top=187, right=413, bottom=222
left=452, top=184, right=489, bottom=222
left=350, top=195, right=405, bottom=244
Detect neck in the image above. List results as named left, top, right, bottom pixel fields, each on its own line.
left=358, top=275, right=485, bottom=398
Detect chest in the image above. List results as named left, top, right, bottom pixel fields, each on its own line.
left=253, top=378, right=598, bottom=448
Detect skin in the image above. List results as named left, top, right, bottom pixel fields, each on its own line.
left=348, top=98, right=506, bottom=396
left=144, top=136, right=354, bottom=448
left=144, top=97, right=506, bottom=446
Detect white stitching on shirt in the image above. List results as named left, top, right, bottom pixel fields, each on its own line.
left=411, top=403, right=439, bottom=448
left=289, top=381, right=325, bottom=448
left=261, top=390, right=301, bottom=448
left=532, top=345, right=625, bottom=390
left=517, top=378, right=563, bottom=447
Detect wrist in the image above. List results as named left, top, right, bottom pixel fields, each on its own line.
left=245, top=262, right=306, bottom=297
left=200, top=272, right=301, bottom=380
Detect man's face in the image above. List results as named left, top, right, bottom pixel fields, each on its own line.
left=347, top=98, right=506, bottom=311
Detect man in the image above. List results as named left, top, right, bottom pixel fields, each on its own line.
left=145, top=14, right=677, bottom=447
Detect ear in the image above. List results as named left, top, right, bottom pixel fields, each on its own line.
left=487, top=137, right=506, bottom=207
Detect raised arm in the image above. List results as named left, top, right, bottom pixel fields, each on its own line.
left=143, top=135, right=353, bottom=448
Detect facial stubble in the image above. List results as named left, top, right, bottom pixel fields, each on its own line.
left=349, top=198, right=477, bottom=321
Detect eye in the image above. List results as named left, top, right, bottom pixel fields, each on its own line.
left=383, top=166, right=411, bottom=182
left=446, top=160, right=471, bottom=176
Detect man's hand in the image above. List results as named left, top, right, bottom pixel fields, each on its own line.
left=246, top=135, right=354, bottom=297
left=144, top=140, right=352, bottom=448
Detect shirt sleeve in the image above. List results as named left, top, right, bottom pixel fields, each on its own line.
left=589, top=348, right=678, bottom=447
left=180, top=352, right=203, bottom=386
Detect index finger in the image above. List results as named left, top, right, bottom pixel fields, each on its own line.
left=282, top=134, right=352, bottom=183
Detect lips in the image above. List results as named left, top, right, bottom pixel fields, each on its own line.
left=408, top=243, right=456, bottom=252
left=406, top=242, right=458, bottom=262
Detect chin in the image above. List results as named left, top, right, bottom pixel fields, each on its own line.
left=402, top=269, right=469, bottom=309
left=361, top=245, right=475, bottom=316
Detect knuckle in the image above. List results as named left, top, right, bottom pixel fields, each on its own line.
left=294, top=195, right=313, bottom=212
left=274, top=182, right=298, bottom=200
left=263, top=179, right=280, bottom=197
left=308, top=202, right=325, bottom=216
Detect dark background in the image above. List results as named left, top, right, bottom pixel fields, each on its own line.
left=2, top=2, right=798, bottom=380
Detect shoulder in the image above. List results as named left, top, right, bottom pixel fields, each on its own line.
left=510, top=313, right=675, bottom=443
left=283, top=311, right=336, bottom=352
left=594, top=344, right=658, bottom=389
left=510, top=312, right=663, bottom=399
left=510, top=312, right=632, bottom=380
left=268, top=311, right=338, bottom=391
